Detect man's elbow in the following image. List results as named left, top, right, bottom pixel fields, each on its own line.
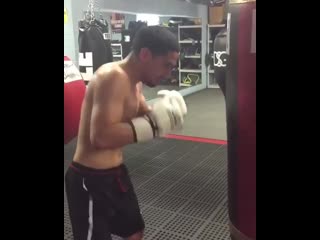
left=90, top=131, right=113, bottom=149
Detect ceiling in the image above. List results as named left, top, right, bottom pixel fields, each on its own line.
left=181, top=0, right=224, bottom=6
left=183, top=0, right=212, bottom=5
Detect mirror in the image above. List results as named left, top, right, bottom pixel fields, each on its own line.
left=79, top=9, right=203, bottom=100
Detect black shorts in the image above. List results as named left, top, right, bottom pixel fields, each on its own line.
left=65, top=162, right=145, bottom=240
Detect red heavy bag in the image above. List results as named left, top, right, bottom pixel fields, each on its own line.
left=64, top=56, right=86, bottom=144
left=225, top=1, right=256, bottom=239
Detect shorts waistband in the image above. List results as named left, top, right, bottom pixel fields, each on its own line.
left=69, top=161, right=126, bottom=175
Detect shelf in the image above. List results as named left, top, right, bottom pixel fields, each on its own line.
left=184, top=55, right=201, bottom=59
left=111, top=43, right=123, bottom=60
left=180, top=83, right=192, bottom=87
left=179, top=40, right=205, bottom=44
left=179, top=40, right=198, bottom=44
left=208, top=24, right=226, bottom=28
left=178, top=24, right=202, bottom=87
left=180, top=69, right=202, bottom=73
left=179, top=25, right=202, bottom=29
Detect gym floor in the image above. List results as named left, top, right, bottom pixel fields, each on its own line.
left=64, top=88, right=230, bottom=240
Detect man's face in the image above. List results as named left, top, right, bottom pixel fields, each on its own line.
left=140, top=49, right=179, bottom=87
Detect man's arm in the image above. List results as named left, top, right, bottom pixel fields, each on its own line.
left=136, top=82, right=151, bottom=116
left=90, top=76, right=184, bottom=149
left=90, top=72, right=136, bottom=149
left=137, top=93, right=151, bottom=116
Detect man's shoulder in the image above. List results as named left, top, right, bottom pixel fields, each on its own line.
left=95, top=63, right=127, bottom=87
left=95, top=64, right=126, bottom=81
left=96, top=62, right=122, bottom=78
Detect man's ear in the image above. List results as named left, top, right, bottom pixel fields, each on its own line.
left=139, top=48, right=152, bottom=62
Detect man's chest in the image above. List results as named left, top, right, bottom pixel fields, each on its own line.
left=124, top=90, right=140, bottom=120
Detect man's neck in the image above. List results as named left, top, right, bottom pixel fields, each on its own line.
left=120, top=53, right=143, bottom=85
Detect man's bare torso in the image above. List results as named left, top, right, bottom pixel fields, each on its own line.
left=73, top=62, right=140, bottom=169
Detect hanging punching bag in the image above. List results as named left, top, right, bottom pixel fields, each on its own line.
left=78, top=19, right=113, bottom=81
left=95, top=18, right=114, bottom=63
left=213, top=28, right=227, bottom=96
left=223, top=0, right=256, bottom=239
left=64, top=56, right=86, bottom=144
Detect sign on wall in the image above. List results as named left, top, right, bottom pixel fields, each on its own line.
left=110, top=13, right=125, bottom=32
left=64, top=8, right=68, bottom=24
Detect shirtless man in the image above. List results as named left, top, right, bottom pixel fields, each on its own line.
left=65, top=26, right=186, bottom=240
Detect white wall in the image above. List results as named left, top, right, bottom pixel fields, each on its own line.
left=74, top=0, right=206, bottom=20
left=64, top=0, right=76, bottom=61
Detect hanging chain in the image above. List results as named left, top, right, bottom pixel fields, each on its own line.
left=88, top=0, right=95, bottom=22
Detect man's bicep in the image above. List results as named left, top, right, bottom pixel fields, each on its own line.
left=90, top=76, right=124, bottom=134
left=90, top=101, right=122, bottom=133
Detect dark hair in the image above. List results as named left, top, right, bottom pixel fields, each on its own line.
left=132, top=26, right=180, bottom=56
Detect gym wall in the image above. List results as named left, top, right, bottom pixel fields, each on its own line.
left=64, top=0, right=76, bottom=62
left=102, top=12, right=136, bottom=42
left=67, top=0, right=207, bottom=67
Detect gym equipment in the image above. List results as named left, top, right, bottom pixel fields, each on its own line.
left=128, top=21, right=147, bottom=40
left=121, top=29, right=131, bottom=58
left=116, top=21, right=147, bottom=59
left=64, top=56, right=86, bottom=144
left=220, top=1, right=256, bottom=239
left=213, top=28, right=227, bottom=95
left=182, top=73, right=200, bottom=86
left=168, top=17, right=195, bottom=27
left=78, top=10, right=113, bottom=81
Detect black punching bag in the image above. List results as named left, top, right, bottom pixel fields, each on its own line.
left=95, top=18, right=114, bottom=64
left=223, top=1, right=256, bottom=240
left=213, top=28, right=227, bottom=96
left=78, top=19, right=113, bottom=81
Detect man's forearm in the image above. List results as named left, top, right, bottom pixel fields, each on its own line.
left=91, top=122, right=136, bottom=149
left=137, top=99, right=151, bottom=117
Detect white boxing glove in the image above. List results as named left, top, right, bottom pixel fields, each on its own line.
left=130, top=96, right=184, bottom=142
left=157, top=90, right=187, bottom=115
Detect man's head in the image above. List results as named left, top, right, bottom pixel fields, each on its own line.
left=132, top=26, right=180, bottom=87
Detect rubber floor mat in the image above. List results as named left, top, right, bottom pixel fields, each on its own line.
left=64, top=138, right=230, bottom=240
